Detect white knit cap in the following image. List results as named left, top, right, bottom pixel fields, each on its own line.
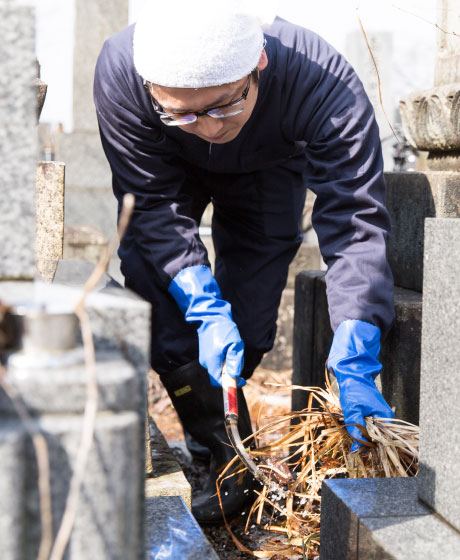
left=133, top=0, right=278, bottom=88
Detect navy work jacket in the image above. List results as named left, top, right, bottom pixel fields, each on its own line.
left=94, top=17, right=394, bottom=336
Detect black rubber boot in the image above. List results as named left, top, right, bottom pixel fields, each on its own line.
left=183, top=427, right=211, bottom=463
left=160, top=360, right=257, bottom=524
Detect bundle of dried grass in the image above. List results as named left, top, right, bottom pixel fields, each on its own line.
left=217, top=373, right=419, bottom=559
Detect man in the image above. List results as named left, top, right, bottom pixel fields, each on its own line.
left=94, top=1, right=395, bottom=524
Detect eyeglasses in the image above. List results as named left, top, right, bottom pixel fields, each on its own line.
left=149, top=75, right=251, bottom=126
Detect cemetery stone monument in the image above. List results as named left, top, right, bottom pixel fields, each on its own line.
left=57, top=0, right=129, bottom=240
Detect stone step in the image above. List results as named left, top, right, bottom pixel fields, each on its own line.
left=320, top=477, right=460, bottom=560
left=145, top=415, right=191, bottom=510
left=292, top=271, right=422, bottom=425
left=145, top=496, right=219, bottom=559
left=385, top=171, right=460, bottom=293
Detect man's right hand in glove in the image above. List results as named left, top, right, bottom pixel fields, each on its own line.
left=168, top=265, right=245, bottom=388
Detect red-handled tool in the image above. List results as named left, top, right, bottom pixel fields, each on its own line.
left=222, top=362, right=280, bottom=489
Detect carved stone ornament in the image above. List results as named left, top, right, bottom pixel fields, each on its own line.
left=400, top=83, right=460, bottom=152
left=36, top=77, right=47, bottom=121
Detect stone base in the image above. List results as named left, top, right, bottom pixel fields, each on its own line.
left=426, top=151, right=460, bottom=171
left=320, top=478, right=460, bottom=560
left=145, top=496, right=218, bottom=559
left=146, top=416, right=191, bottom=510
left=63, top=224, right=109, bottom=264
left=292, top=272, right=422, bottom=424
left=380, top=287, right=422, bottom=425
left=385, top=171, right=460, bottom=292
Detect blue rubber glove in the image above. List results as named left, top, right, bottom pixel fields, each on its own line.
left=327, top=320, right=394, bottom=452
left=168, top=265, right=245, bottom=388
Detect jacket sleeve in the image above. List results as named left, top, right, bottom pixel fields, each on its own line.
left=93, top=38, right=209, bottom=288
left=282, top=30, right=394, bottom=336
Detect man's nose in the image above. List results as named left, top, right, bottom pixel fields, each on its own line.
left=196, top=115, right=225, bottom=138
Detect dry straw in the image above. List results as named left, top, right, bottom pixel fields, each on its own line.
left=217, top=371, right=419, bottom=558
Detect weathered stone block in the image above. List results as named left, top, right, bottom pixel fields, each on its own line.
left=418, top=218, right=460, bottom=530
left=385, top=171, right=460, bottom=293
left=24, top=412, right=142, bottom=560
left=63, top=224, right=108, bottom=264
left=145, top=496, right=219, bottom=559
left=2, top=270, right=152, bottom=380
left=0, top=422, right=26, bottom=560
left=399, top=84, right=460, bottom=152
left=292, top=273, right=422, bottom=423
left=321, top=477, right=460, bottom=560
left=0, top=3, right=36, bottom=279
left=1, top=351, right=141, bottom=415
left=0, top=278, right=150, bottom=558
left=35, top=161, right=65, bottom=282
left=146, top=416, right=191, bottom=509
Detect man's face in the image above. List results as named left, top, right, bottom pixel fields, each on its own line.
left=150, top=51, right=268, bottom=144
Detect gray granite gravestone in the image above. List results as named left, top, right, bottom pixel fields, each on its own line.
left=0, top=0, right=36, bottom=279
left=320, top=219, right=460, bottom=559
left=298, top=4, right=460, bottom=557
left=386, top=172, right=460, bottom=292
left=57, top=0, right=128, bottom=239
left=0, top=280, right=149, bottom=560
left=418, top=218, right=460, bottom=531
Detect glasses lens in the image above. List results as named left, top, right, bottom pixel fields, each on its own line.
left=160, top=113, right=197, bottom=126
left=208, top=102, right=244, bottom=119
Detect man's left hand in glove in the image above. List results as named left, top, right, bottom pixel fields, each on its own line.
left=327, top=319, right=394, bottom=452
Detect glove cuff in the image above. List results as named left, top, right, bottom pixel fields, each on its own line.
left=327, top=319, right=381, bottom=377
left=168, top=265, right=224, bottom=315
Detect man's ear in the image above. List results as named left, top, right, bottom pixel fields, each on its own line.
left=257, top=49, right=268, bottom=71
